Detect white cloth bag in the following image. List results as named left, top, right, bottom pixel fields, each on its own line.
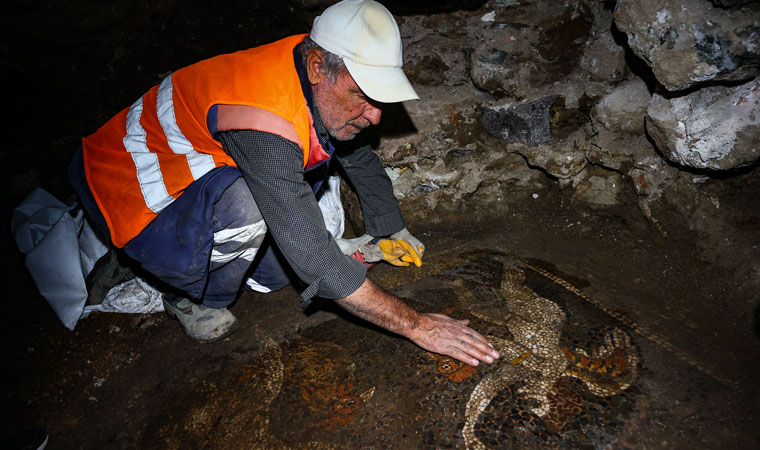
left=317, top=175, right=345, bottom=239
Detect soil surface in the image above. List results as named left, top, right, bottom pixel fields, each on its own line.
left=2, top=1, right=759, bottom=448
left=3, top=190, right=760, bottom=448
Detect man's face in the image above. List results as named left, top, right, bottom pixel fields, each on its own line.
left=312, top=70, right=383, bottom=141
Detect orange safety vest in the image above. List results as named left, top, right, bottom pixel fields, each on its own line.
left=82, top=34, right=330, bottom=247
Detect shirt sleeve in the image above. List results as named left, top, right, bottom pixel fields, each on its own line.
left=217, top=129, right=367, bottom=307
left=335, top=139, right=406, bottom=237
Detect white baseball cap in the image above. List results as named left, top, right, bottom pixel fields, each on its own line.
left=310, top=0, right=419, bottom=103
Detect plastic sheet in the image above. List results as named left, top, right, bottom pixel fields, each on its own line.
left=11, top=188, right=109, bottom=330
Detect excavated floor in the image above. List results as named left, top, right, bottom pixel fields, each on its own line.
left=3, top=193, right=759, bottom=449
left=3, top=2, right=760, bottom=448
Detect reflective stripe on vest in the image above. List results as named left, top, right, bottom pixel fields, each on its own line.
left=83, top=35, right=312, bottom=247
left=156, top=75, right=216, bottom=179
left=123, top=75, right=217, bottom=213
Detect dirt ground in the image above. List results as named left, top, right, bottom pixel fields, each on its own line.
left=2, top=1, right=759, bottom=448
left=3, top=187, right=760, bottom=448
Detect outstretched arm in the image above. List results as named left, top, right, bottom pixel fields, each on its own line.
left=335, top=278, right=500, bottom=366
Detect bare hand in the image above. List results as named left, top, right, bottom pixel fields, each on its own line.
left=335, top=279, right=498, bottom=367
left=409, top=313, right=499, bottom=366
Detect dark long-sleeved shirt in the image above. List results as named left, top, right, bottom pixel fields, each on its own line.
left=218, top=110, right=404, bottom=307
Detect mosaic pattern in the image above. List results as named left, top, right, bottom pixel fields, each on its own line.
left=143, top=253, right=644, bottom=448
left=143, top=334, right=289, bottom=448
left=142, top=333, right=344, bottom=449
left=458, top=263, right=638, bottom=449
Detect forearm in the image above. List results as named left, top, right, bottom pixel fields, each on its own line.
left=336, top=278, right=501, bottom=367
left=335, top=277, right=420, bottom=338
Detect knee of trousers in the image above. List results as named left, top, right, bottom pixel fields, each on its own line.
left=210, top=178, right=268, bottom=265
left=212, top=177, right=264, bottom=230
left=210, top=219, right=268, bottom=265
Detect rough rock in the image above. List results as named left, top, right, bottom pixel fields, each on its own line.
left=470, top=46, right=523, bottom=97
left=709, top=0, right=760, bottom=7
left=399, top=13, right=473, bottom=87
left=548, top=94, right=595, bottom=141
left=571, top=167, right=624, bottom=210
left=481, top=96, right=559, bottom=146
left=627, top=156, right=683, bottom=233
left=492, top=0, right=593, bottom=68
left=579, top=31, right=628, bottom=83
left=388, top=143, right=548, bottom=225
left=592, top=78, right=651, bottom=134
left=588, top=128, right=659, bottom=173
left=466, top=153, right=549, bottom=207
left=646, top=79, right=760, bottom=171
left=337, top=0, right=757, bottom=241
left=469, top=0, right=593, bottom=96
left=514, top=129, right=589, bottom=182
left=370, top=94, right=549, bottom=218
left=292, top=0, right=489, bottom=14
left=628, top=155, right=680, bottom=200
left=404, top=37, right=469, bottom=87
left=614, top=0, right=760, bottom=91
left=467, top=22, right=542, bottom=98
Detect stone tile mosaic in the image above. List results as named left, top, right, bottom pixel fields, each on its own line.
left=139, top=252, right=727, bottom=448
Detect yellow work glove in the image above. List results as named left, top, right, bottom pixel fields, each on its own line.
left=377, top=239, right=422, bottom=267
left=389, top=227, right=425, bottom=266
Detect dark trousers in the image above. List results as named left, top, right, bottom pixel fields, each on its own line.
left=69, top=148, right=291, bottom=308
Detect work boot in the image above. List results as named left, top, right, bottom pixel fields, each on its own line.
left=163, top=294, right=238, bottom=343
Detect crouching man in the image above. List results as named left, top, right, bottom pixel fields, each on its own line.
left=69, top=0, right=498, bottom=367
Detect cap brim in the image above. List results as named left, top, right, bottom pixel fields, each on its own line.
left=343, top=58, right=419, bottom=103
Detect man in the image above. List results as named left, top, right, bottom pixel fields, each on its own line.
left=69, top=0, right=499, bottom=367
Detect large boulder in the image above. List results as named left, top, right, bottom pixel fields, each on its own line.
left=592, top=78, right=651, bottom=134
left=614, top=0, right=760, bottom=91
left=646, top=78, right=760, bottom=171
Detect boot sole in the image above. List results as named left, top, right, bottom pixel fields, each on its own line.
left=189, top=320, right=239, bottom=344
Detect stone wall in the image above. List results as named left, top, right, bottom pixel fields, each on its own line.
left=3, top=0, right=756, bottom=294
left=338, top=0, right=759, bottom=263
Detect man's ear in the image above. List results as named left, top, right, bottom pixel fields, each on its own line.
left=306, top=49, right=325, bottom=85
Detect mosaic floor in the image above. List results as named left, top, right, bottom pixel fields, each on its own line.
left=137, top=250, right=715, bottom=449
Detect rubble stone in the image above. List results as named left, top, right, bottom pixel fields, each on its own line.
left=588, top=128, right=659, bottom=173
left=614, top=0, right=760, bottom=91
left=515, top=134, right=589, bottom=182
left=571, top=167, right=624, bottom=210
left=482, top=96, right=559, bottom=146
left=592, top=78, right=651, bottom=134
left=646, top=79, right=760, bottom=171
left=470, top=47, right=521, bottom=97
left=579, top=31, right=628, bottom=83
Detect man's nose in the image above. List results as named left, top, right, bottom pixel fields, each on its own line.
left=364, top=103, right=382, bottom=126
